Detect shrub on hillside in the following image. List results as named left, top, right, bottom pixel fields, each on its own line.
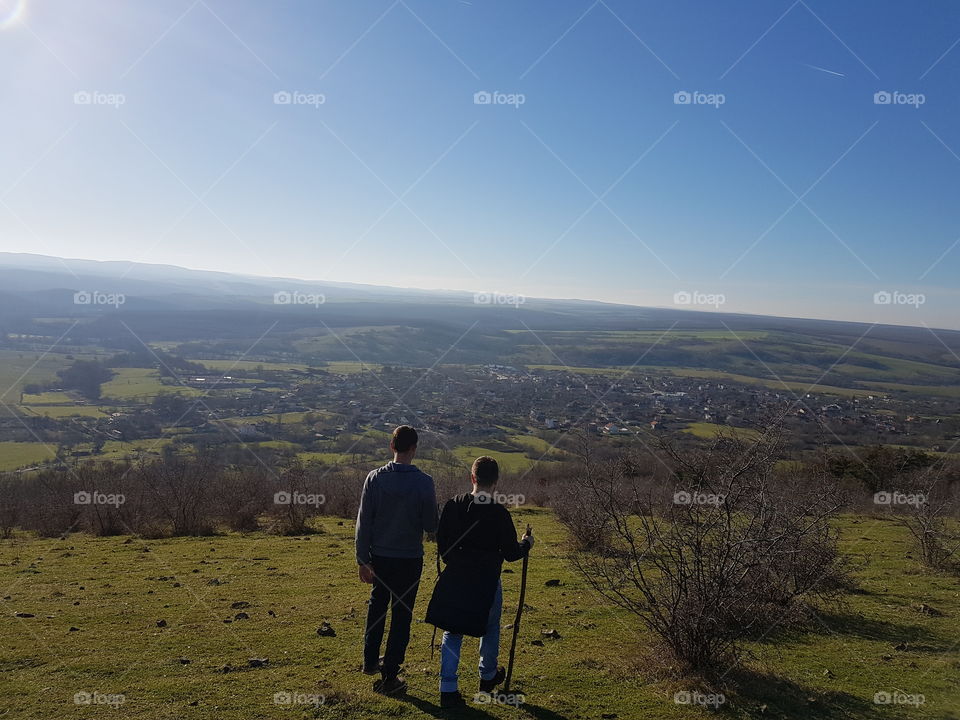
left=561, top=430, right=849, bottom=673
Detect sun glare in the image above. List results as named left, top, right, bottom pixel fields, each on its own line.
left=0, top=0, right=25, bottom=29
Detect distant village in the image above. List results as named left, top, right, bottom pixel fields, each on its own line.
left=4, top=359, right=959, bottom=467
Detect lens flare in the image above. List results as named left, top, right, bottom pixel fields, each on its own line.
left=0, top=0, right=25, bottom=29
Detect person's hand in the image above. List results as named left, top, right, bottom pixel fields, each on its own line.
left=358, top=563, right=375, bottom=584
left=523, top=526, right=535, bottom=551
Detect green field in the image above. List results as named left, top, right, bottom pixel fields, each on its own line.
left=298, top=451, right=367, bottom=465
left=683, top=422, right=763, bottom=441
left=20, top=404, right=108, bottom=419
left=200, top=360, right=311, bottom=372
left=0, top=350, right=73, bottom=402
left=19, top=389, right=109, bottom=418
left=101, top=368, right=202, bottom=401
left=0, top=441, right=57, bottom=470
left=0, top=512, right=956, bottom=719
left=452, top=445, right=545, bottom=472
left=223, top=411, right=327, bottom=426
left=20, top=391, right=76, bottom=405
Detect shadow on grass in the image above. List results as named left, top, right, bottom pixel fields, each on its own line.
left=753, top=609, right=940, bottom=649
left=403, top=695, right=495, bottom=719
left=727, top=668, right=878, bottom=719
left=402, top=694, right=569, bottom=719
left=518, top=702, right=570, bottom=720
left=812, top=610, right=941, bottom=647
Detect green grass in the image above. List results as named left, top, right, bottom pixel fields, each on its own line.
left=0, top=441, right=57, bottom=470
left=452, top=445, right=544, bottom=472
left=0, top=512, right=957, bottom=719
left=224, top=412, right=318, bottom=426
left=0, top=350, right=73, bottom=402
left=660, top=368, right=868, bottom=396
left=200, top=360, right=311, bottom=372
left=323, top=361, right=383, bottom=374
left=20, top=391, right=76, bottom=405
left=526, top=364, right=627, bottom=376
left=20, top=404, right=108, bottom=419
left=101, top=369, right=202, bottom=401
left=683, top=422, right=763, bottom=441
left=96, top=439, right=176, bottom=460
left=866, top=382, right=960, bottom=398
left=298, top=451, right=366, bottom=465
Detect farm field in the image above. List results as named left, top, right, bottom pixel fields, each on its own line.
left=683, top=422, right=763, bottom=441
left=0, top=441, right=57, bottom=471
left=100, top=369, right=202, bottom=401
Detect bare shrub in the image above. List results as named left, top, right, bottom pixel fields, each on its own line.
left=216, top=467, right=270, bottom=532
left=561, top=430, right=848, bottom=673
left=898, top=466, right=960, bottom=570
left=139, top=454, right=218, bottom=536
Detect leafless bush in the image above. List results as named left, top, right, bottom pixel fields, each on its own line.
left=898, top=467, right=960, bottom=570
left=139, top=455, right=218, bottom=536
left=215, top=467, right=271, bottom=532
left=561, top=430, right=849, bottom=673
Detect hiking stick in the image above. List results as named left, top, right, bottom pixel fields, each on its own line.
left=430, top=504, right=441, bottom=661
left=504, top=524, right=531, bottom=693
left=430, top=544, right=441, bottom=660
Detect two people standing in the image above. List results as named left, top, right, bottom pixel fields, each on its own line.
left=355, top=426, right=533, bottom=704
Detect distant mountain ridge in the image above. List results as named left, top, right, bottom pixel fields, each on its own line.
left=1, top=252, right=958, bottom=347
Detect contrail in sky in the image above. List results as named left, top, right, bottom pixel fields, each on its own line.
left=803, top=63, right=846, bottom=77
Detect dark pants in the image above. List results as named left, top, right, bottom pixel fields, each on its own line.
left=363, top=555, right=423, bottom=679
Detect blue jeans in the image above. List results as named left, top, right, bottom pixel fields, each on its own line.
left=439, top=580, right=502, bottom=692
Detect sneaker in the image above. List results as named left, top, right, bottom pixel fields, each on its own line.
left=440, top=691, right=465, bottom=708
left=478, top=666, right=505, bottom=693
left=373, top=676, right=408, bottom=696
left=362, top=656, right=383, bottom=675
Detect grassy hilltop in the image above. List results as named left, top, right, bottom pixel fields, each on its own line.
left=1, top=509, right=958, bottom=720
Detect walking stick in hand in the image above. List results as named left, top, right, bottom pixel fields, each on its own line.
left=504, top=524, right=532, bottom=694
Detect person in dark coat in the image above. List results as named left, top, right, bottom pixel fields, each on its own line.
left=355, top=425, right=438, bottom=696
left=426, top=456, right=533, bottom=708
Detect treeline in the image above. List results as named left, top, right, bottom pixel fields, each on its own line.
left=0, top=456, right=363, bottom=538
left=0, top=452, right=559, bottom=539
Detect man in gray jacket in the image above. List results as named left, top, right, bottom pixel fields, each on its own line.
left=356, top=425, right=438, bottom=695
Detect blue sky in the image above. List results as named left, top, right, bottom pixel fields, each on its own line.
left=2, top=0, right=960, bottom=327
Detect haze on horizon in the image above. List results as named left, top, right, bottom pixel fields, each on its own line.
left=2, top=0, right=960, bottom=329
